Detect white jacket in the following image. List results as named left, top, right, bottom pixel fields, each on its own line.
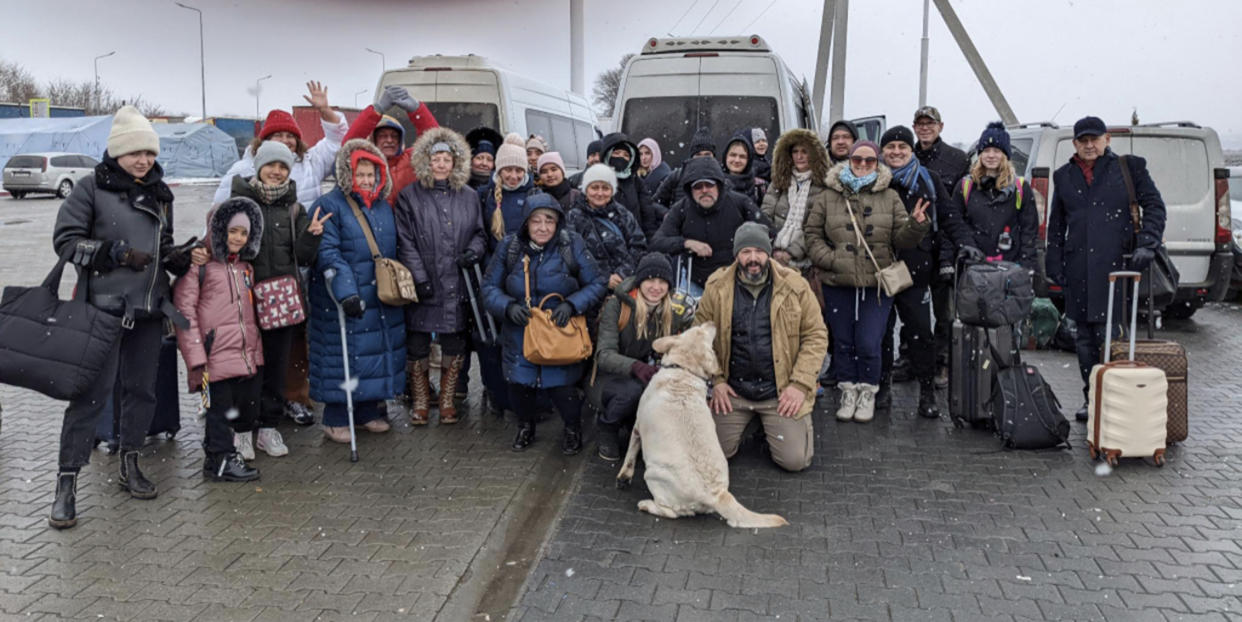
left=212, top=115, right=349, bottom=206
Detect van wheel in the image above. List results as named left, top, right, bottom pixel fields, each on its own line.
left=57, top=179, right=74, bottom=199
left=8, top=191, right=23, bottom=199
left=1163, top=301, right=1198, bottom=320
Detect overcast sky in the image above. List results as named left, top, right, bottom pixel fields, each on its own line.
left=3, top=0, right=1240, bottom=147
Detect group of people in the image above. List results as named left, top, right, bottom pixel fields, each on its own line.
left=43, top=79, right=1166, bottom=530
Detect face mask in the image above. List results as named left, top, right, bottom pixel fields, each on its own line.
left=609, top=156, right=629, bottom=172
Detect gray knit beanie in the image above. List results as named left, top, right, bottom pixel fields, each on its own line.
left=733, top=222, right=772, bottom=256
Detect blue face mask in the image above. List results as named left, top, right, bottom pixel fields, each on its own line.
left=839, top=164, right=877, bottom=193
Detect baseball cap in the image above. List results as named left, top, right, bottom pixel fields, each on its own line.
left=913, top=105, right=942, bottom=123
left=1073, top=116, right=1108, bottom=139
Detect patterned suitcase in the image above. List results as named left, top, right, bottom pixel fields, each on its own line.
left=1088, top=272, right=1167, bottom=467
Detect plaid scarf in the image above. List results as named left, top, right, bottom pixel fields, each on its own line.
left=248, top=175, right=291, bottom=204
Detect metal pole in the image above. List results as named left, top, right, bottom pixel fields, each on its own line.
left=175, top=3, right=206, bottom=120
left=354, top=89, right=367, bottom=108
left=931, top=0, right=1018, bottom=125
left=93, top=51, right=115, bottom=114
left=811, top=0, right=836, bottom=129
left=827, top=0, right=848, bottom=125
left=569, top=0, right=585, bottom=95
left=255, top=74, right=271, bottom=120
left=918, top=0, right=930, bottom=107
left=365, top=48, right=386, bottom=74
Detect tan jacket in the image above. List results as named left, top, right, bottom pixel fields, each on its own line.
left=804, top=162, right=930, bottom=288
left=694, top=260, right=828, bottom=419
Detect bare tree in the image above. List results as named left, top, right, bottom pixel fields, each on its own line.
left=2, top=56, right=167, bottom=117
left=592, top=53, right=635, bottom=118
left=0, top=58, right=40, bottom=103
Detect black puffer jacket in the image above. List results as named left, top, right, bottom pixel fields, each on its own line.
left=942, top=174, right=1039, bottom=272
left=229, top=175, right=320, bottom=283
left=53, top=157, right=189, bottom=320
left=599, top=132, right=665, bottom=237
left=564, top=194, right=647, bottom=279
left=721, top=130, right=767, bottom=206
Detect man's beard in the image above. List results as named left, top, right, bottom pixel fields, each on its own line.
left=740, top=260, right=767, bottom=283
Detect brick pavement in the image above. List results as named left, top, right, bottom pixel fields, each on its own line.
left=513, top=303, right=1242, bottom=622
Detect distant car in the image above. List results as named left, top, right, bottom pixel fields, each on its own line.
left=1227, top=166, right=1242, bottom=300
left=3, top=152, right=98, bottom=199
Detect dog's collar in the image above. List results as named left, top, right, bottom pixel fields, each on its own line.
left=662, top=362, right=710, bottom=382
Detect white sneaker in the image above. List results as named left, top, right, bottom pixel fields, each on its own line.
left=835, top=382, right=858, bottom=421
left=256, top=428, right=289, bottom=457
left=854, top=383, right=878, bottom=423
left=234, top=432, right=256, bottom=461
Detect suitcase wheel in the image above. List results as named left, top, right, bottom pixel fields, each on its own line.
left=1087, top=444, right=1098, bottom=460
left=1106, top=454, right=1119, bottom=468
left=1153, top=450, right=1166, bottom=467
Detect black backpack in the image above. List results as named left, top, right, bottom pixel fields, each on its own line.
left=992, top=363, right=1070, bottom=450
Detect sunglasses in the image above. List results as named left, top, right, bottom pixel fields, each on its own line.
left=691, top=181, right=717, bottom=191
left=850, top=156, right=878, bottom=165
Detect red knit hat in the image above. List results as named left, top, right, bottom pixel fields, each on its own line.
left=259, top=110, right=302, bottom=140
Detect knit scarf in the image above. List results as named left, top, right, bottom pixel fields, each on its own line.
left=775, top=169, right=812, bottom=251
left=839, top=165, right=877, bottom=194
left=96, top=155, right=174, bottom=207
left=891, top=157, right=936, bottom=201
left=248, top=176, right=291, bottom=205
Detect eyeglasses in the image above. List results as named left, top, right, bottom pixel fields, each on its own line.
left=850, top=156, right=878, bottom=165
left=691, top=181, right=717, bottom=191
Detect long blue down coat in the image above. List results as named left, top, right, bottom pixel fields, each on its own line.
left=307, top=139, right=406, bottom=404
left=481, top=194, right=608, bottom=388
left=1045, top=149, right=1165, bottom=323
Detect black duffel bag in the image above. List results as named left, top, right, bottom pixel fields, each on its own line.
left=0, top=251, right=123, bottom=400
left=956, top=260, right=1035, bottom=327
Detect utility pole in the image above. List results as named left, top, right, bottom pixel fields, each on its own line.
left=93, top=51, right=115, bottom=114
left=255, top=75, right=271, bottom=119
left=175, top=2, right=206, bottom=120
left=365, top=48, right=386, bottom=74
left=827, top=0, right=848, bottom=125
left=931, top=0, right=1017, bottom=125
left=354, top=89, right=368, bottom=108
left=811, top=0, right=836, bottom=128
left=569, top=0, right=585, bottom=95
left=918, top=0, right=930, bottom=107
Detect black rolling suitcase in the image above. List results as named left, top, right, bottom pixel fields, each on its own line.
left=949, top=321, right=1015, bottom=428
left=95, top=335, right=182, bottom=452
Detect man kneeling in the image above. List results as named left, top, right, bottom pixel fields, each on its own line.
left=694, top=222, right=828, bottom=472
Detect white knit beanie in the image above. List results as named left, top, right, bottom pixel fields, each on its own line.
left=503, top=132, right=525, bottom=148
left=579, top=163, right=617, bottom=192
left=253, top=141, right=294, bottom=172
left=107, top=105, right=160, bottom=158
left=494, top=143, right=527, bottom=172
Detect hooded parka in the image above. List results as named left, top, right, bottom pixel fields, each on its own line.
left=761, top=129, right=831, bottom=264
left=599, top=132, right=665, bottom=237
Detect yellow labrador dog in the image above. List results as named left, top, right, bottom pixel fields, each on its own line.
left=616, top=323, right=788, bottom=528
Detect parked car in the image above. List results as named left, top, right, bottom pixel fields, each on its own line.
left=1000, top=122, right=1233, bottom=319
left=3, top=152, right=98, bottom=199
left=1225, top=166, right=1242, bottom=301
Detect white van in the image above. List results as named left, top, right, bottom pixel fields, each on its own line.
left=1011, top=121, right=1233, bottom=318
left=376, top=55, right=600, bottom=171
left=612, top=35, right=819, bottom=164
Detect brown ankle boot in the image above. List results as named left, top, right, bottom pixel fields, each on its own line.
left=438, top=354, right=465, bottom=424
left=408, top=359, right=431, bottom=425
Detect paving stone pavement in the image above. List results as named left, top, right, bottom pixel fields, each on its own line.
left=514, top=303, right=1242, bottom=622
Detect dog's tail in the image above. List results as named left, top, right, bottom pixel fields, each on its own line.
left=714, top=491, right=788, bottom=528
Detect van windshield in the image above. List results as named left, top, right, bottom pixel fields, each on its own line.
left=396, top=102, right=500, bottom=138
left=621, top=96, right=779, bottom=164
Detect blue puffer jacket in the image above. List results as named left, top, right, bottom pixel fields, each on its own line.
left=481, top=194, right=608, bottom=388
left=307, top=139, right=406, bottom=404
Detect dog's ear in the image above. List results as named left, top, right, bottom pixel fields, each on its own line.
left=698, top=322, right=717, bottom=343
left=652, top=335, right=677, bottom=354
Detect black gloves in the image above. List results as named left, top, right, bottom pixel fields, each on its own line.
left=457, top=249, right=480, bottom=268
left=630, top=361, right=660, bottom=385
left=551, top=301, right=575, bottom=327
left=415, top=281, right=434, bottom=301
left=957, top=245, right=985, bottom=263
left=341, top=296, right=366, bottom=318
left=1129, top=247, right=1155, bottom=272
left=506, top=302, right=531, bottom=327
left=162, top=236, right=200, bottom=276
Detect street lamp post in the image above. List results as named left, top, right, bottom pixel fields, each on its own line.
left=255, top=75, right=272, bottom=119
left=93, top=51, right=115, bottom=114
left=174, top=2, right=206, bottom=120
left=365, top=47, right=386, bottom=74
left=354, top=89, right=368, bottom=108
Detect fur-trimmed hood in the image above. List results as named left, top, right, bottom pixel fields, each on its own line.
left=824, top=160, right=893, bottom=194
left=771, top=129, right=830, bottom=193
left=334, top=138, right=393, bottom=199
left=209, top=196, right=264, bottom=261
left=410, top=126, right=472, bottom=191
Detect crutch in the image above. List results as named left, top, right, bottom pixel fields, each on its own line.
left=472, top=263, right=499, bottom=343
left=323, top=268, right=359, bottom=462
left=462, top=264, right=495, bottom=346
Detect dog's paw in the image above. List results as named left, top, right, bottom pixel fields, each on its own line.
left=616, top=476, right=631, bottom=490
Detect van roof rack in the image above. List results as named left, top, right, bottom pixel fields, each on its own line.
left=640, top=35, right=770, bottom=55
left=1008, top=121, right=1058, bottom=129
left=1135, top=121, right=1201, bottom=128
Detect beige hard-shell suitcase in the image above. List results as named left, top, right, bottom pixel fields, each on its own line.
left=1087, top=272, right=1168, bottom=467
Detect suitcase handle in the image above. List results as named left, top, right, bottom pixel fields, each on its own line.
left=1105, top=271, right=1142, bottom=362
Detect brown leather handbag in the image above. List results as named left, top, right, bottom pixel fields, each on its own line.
left=520, top=255, right=593, bottom=365
left=346, top=195, right=417, bottom=306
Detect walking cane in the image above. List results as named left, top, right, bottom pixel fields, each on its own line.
left=461, top=265, right=492, bottom=346
left=472, top=263, right=499, bottom=344
left=323, top=268, right=359, bottom=463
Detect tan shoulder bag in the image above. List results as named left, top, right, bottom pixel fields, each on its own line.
left=345, top=195, right=418, bottom=306
left=521, top=255, right=593, bottom=365
left=845, top=197, right=912, bottom=297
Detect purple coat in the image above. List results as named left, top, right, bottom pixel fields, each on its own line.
left=395, top=127, right=487, bottom=334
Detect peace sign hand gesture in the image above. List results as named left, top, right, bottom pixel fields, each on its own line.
left=911, top=198, right=930, bottom=224
left=307, top=207, right=332, bottom=236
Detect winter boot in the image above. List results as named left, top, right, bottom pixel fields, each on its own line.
left=48, top=471, right=77, bottom=529
left=892, top=356, right=914, bottom=383
left=835, top=382, right=859, bottom=421
left=597, top=422, right=621, bottom=462
left=408, top=359, right=431, bottom=425
left=438, top=354, right=466, bottom=424
left=854, top=383, right=879, bottom=423
left=875, top=373, right=892, bottom=410
left=205, top=453, right=260, bottom=482
left=562, top=425, right=583, bottom=456
left=511, top=421, right=535, bottom=452
left=118, top=451, right=157, bottom=499
left=917, top=377, right=941, bottom=419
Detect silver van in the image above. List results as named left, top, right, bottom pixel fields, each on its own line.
left=3, top=152, right=98, bottom=199
left=1007, top=122, right=1232, bottom=319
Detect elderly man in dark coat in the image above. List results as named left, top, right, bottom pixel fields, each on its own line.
left=1045, top=115, right=1166, bottom=421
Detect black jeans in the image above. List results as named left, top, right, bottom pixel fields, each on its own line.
left=204, top=374, right=261, bottom=457
left=259, top=325, right=295, bottom=429
left=59, top=317, right=162, bottom=469
left=407, top=331, right=468, bottom=359
left=1075, top=320, right=1121, bottom=400
left=882, top=285, right=936, bottom=381
left=598, top=374, right=644, bottom=427
left=509, top=384, right=581, bottom=429
left=931, top=280, right=954, bottom=370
